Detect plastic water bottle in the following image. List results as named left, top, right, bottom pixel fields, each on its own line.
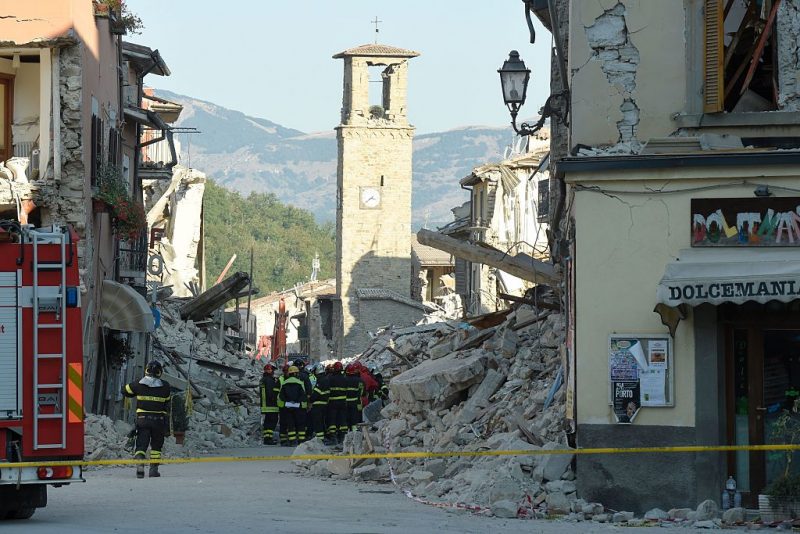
left=722, top=476, right=738, bottom=510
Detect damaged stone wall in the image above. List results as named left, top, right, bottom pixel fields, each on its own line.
left=778, top=0, right=800, bottom=110
left=569, top=1, right=686, bottom=150
left=584, top=3, right=640, bottom=145
left=40, top=45, right=92, bottom=285
left=144, top=166, right=206, bottom=296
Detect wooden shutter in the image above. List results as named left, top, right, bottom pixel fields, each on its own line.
left=703, top=0, right=724, bottom=113
left=537, top=178, right=550, bottom=224
left=455, top=258, right=468, bottom=295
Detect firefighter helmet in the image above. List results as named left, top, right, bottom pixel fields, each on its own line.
left=287, top=366, right=300, bottom=375
left=333, top=361, right=343, bottom=372
left=345, top=363, right=357, bottom=375
left=145, top=360, right=163, bottom=377
left=263, top=364, right=274, bottom=374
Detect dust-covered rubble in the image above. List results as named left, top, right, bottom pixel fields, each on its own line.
left=83, top=413, right=191, bottom=463
left=84, top=298, right=263, bottom=456
left=295, top=301, right=579, bottom=516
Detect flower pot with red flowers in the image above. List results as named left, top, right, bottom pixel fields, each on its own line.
left=93, top=164, right=146, bottom=240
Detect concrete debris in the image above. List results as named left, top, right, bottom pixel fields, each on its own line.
left=83, top=413, right=191, bottom=462
left=721, top=507, right=744, bottom=524
left=88, top=298, right=266, bottom=453
left=295, top=296, right=589, bottom=515
left=153, top=300, right=263, bottom=449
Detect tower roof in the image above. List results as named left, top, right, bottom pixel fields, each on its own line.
left=333, top=43, right=420, bottom=59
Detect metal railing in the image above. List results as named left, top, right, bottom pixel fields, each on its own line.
left=114, top=233, right=148, bottom=283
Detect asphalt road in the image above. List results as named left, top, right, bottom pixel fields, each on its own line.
left=3, top=446, right=713, bottom=533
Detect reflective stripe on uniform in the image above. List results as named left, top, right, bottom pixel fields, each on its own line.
left=136, top=409, right=168, bottom=415
left=136, top=395, right=170, bottom=402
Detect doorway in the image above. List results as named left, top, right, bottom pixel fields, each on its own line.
left=725, top=305, right=800, bottom=503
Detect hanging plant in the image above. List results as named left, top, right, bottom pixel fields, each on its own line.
left=93, top=164, right=146, bottom=241
left=93, top=0, right=144, bottom=35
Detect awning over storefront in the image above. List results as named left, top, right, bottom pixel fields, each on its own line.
left=100, top=280, right=155, bottom=333
left=656, top=248, right=800, bottom=307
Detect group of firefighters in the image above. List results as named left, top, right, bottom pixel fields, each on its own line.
left=120, top=357, right=389, bottom=479
left=259, top=357, right=389, bottom=446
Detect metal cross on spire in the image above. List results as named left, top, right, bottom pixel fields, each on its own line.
left=371, top=16, right=383, bottom=43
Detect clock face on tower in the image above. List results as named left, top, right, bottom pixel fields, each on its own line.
left=359, top=186, right=381, bottom=209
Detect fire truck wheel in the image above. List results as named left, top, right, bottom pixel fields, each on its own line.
left=5, top=507, right=35, bottom=520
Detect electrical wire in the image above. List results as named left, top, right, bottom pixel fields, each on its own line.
left=571, top=179, right=800, bottom=196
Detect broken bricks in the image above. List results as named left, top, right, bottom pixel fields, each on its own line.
left=295, top=301, right=580, bottom=515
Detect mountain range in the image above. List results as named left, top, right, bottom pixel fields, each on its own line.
left=158, top=90, right=518, bottom=228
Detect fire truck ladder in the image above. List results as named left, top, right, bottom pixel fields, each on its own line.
left=31, top=227, right=68, bottom=450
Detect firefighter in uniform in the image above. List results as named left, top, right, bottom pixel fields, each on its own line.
left=327, top=361, right=348, bottom=444
left=295, top=358, right=314, bottom=442
left=259, top=363, right=280, bottom=445
left=278, top=366, right=307, bottom=446
left=278, top=363, right=290, bottom=445
left=309, top=363, right=329, bottom=442
left=122, top=361, right=171, bottom=479
left=344, top=363, right=364, bottom=432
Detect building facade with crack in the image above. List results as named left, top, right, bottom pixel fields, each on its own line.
left=532, top=0, right=800, bottom=513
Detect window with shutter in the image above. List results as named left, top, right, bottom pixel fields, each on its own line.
left=537, top=178, right=550, bottom=224
left=703, top=0, right=724, bottom=113
left=703, top=0, right=781, bottom=113
left=454, top=258, right=467, bottom=295
left=90, top=115, right=103, bottom=185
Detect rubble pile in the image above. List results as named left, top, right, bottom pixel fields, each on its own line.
left=296, top=302, right=589, bottom=517
left=148, top=300, right=263, bottom=450
left=83, top=413, right=191, bottom=461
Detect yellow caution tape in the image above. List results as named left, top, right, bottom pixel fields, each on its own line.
left=3, top=443, right=800, bottom=469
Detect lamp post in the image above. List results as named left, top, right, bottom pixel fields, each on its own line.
left=498, top=50, right=538, bottom=136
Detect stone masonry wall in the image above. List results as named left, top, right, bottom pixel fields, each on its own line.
left=778, top=0, right=800, bottom=110
left=40, top=45, right=92, bottom=283
left=336, top=125, right=414, bottom=357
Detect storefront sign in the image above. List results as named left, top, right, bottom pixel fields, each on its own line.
left=691, top=197, right=800, bottom=247
left=609, top=336, right=672, bottom=423
left=665, top=279, right=800, bottom=305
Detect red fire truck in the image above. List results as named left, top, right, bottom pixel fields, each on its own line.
left=0, top=223, right=84, bottom=519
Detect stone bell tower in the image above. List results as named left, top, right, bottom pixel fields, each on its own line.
left=333, top=44, right=420, bottom=357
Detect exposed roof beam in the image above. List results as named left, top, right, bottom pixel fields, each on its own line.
left=416, top=229, right=560, bottom=285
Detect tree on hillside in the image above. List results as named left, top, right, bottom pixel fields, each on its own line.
left=203, top=180, right=335, bottom=293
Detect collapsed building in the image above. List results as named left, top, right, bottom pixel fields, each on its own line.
left=294, top=298, right=583, bottom=517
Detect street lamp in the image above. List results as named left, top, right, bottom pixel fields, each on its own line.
left=498, top=50, right=537, bottom=136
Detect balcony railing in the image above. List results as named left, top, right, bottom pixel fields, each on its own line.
left=114, top=233, right=148, bottom=286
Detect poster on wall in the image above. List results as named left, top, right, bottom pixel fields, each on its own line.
left=609, top=336, right=672, bottom=423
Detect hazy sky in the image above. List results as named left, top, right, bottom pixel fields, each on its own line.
left=125, top=1, right=551, bottom=134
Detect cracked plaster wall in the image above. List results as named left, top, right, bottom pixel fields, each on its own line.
left=778, top=0, right=800, bottom=110
left=569, top=0, right=686, bottom=149
left=572, top=167, right=800, bottom=428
